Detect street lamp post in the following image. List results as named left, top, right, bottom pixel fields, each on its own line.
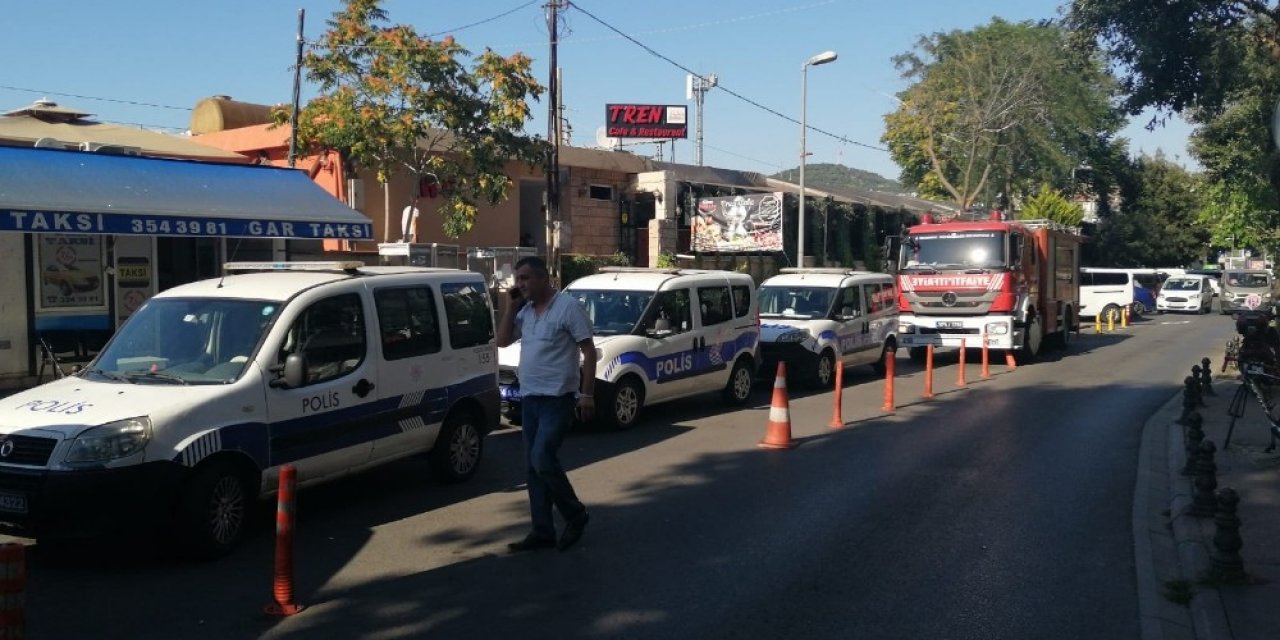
left=798, top=50, right=837, bottom=268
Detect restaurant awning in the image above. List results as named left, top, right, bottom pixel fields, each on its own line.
left=0, top=146, right=373, bottom=240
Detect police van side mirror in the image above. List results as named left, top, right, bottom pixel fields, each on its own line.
left=270, top=354, right=307, bottom=388
left=646, top=327, right=674, bottom=339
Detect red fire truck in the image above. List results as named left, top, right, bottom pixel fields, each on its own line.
left=894, top=212, right=1082, bottom=364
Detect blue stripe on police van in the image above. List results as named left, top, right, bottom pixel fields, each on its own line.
left=171, top=373, right=494, bottom=469
left=605, top=331, right=758, bottom=384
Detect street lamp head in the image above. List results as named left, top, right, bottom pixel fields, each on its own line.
left=806, top=51, right=838, bottom=67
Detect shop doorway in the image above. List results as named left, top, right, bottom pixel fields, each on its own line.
left=157, top=237, right=221, bottom=292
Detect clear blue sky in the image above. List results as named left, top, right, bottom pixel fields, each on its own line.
left=0, top=0, right=1195, bottom=183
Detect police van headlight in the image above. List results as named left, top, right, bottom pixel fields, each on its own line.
left=985, top=322, right=1009, bottom=335
left=776, top=330, right=808, bottom=343
left=65, top=417, right=152, bottom=465
left=898, top=323, right=916, bottom=334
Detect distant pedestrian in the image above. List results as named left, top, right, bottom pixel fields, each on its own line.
left=496, top=256, right=595, bottom=552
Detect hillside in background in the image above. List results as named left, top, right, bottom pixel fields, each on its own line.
left=771, top=163, right=903, bottom=194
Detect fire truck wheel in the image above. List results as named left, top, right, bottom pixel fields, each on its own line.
left=1013, top=320, right=1042, bottom=365
left=908, top=347, right=928, bottom=363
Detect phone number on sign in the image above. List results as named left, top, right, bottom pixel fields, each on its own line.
left=130, top=220, right=229, bottom=235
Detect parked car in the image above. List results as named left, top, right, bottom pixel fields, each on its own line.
left=1156, top=275, right=1213, bottom=314
left=498, top=268, right=760, bottom=430
left=0, top=261, right=499, bottom=558
left=1079, top=267, right=1163, bottom=319
left=756, top=269, right=898, bottom=387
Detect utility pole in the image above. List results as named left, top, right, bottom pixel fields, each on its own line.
left=545, top=1, right=564, bottom=281
left=687, top=73, right=717, bottom=166
left=283, top=8, right=306, bottom=262
left=287, top=9, right=305, bottom=169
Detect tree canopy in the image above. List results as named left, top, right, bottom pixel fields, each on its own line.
left=882, top=19, right=1121, bottom=211
left=289, top=0, right=545, bottom=238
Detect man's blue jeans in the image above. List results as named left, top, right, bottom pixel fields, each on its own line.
left=521, top=393, right=586, bottom=539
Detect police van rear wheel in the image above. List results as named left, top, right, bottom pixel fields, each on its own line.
left=430, top=409, right=483, bottom=483
left=607, top=376, right=644, bottom=430
left=178, top=461, right=252, bottom=560
left=723, top=358, right=754, bottom=405
left=871, top=341, right=896, bottom=376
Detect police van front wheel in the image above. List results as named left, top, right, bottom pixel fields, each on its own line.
left=605, top=376, right=644, bottom=430
left=808, top=350, right=836, bottom=389
left=177, top=461, right=253, bottom=560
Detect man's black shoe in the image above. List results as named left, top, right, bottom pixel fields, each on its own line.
left=507, top=534, right=556, bottom=552
left=558, top=512, right=589, bottom=551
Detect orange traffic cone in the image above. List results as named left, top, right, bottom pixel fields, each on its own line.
left=759, top=362, right=797, bottom=449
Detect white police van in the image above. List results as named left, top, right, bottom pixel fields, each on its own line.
left=757, top=269, right=899, bottom=388
left=0, top=262, right=499, bottom=558
left=499, top=268, right=759, bottom=429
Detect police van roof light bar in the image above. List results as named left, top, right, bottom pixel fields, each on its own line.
left=223, top=261, right=365, bottom=275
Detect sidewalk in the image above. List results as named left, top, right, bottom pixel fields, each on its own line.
left=1139, top=366, right=1280, bottom=640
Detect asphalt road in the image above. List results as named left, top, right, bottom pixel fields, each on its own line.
left=14, top=312, right=1235, bottom=640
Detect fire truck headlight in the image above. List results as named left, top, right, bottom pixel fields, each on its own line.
left=984, top=322, right=1009, bottom=335
left=897, top=323, right=916, bottom=334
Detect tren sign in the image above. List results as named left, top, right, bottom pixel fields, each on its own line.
left=605, top=104, right=688, bottom=139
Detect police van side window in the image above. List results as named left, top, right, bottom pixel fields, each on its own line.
left=731, top=285, right=752, bottom=318
left=646, top=289, right=692, bottom=334
left=697, top=286, right=732, bottom=326
left=280, top=293, right=366, bottom=386
left=375, top=287, right=442, bottom=360
left=837, top=286, right=861, bottom=317
left=441, top=281, right=494, bottom=349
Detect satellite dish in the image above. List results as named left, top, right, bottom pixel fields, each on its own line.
left=595, top=126, right=620, bottom=151
left=32, top=137, right=63, bottom=149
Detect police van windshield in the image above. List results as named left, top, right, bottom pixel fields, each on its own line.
left=900, top=231, right=1007, bottom=271
left=568, top=290, right=655, bottom=336
left=758, top=286, right=834, bottom=319
left=90, top=298, right=280, bottom=384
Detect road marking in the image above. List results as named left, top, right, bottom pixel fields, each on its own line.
left=1159, top=321, right=1192, bottom=325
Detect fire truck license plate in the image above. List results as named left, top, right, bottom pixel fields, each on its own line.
left=937, top=321, right=963, bottom=330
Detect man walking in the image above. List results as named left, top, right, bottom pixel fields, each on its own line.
left=496, top=256, right=595, bottom=552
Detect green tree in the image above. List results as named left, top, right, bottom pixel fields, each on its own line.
left=290, top=0, right=545, bottom=238
left=1019, top=185, right=1084, bottom=226
left=882, top=19, right=1121, bottom=211
left=1090, top=154, right=1208, bottom=266
left=1065, top=0, right=1279, bottom=117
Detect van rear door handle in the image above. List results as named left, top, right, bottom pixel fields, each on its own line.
left=353, top=378, right=375, bottom=398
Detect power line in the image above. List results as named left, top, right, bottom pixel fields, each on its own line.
left=566, top=1, right=887, bottom=154
left=0, top=85, right=190, bottom=111
left=426, top=1, right=540, bottom=37
left=702, top=143, right=785, bottom=170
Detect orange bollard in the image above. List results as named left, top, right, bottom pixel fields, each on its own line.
left=981, top=333, right=991, bottom=379
left=956, top=338, right=968, bottom=387
left=923, top=344, right=935, bottom=399
left=828, top=359, right=845, bottom=429
left=0, top=543, right=24, bottom=638
left=881, top=348, right=896, bottom=412
left=265, top=464, right=305, bottom=616
left=759, top=362, right=797, bottom=449
left=1005, top=350, right=1017, bottom=370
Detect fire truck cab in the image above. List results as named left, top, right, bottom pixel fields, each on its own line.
left=894, top=212, right=1081, bottom=364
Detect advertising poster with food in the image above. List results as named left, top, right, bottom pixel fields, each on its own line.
left=691, top=192, right=784, bottom=253
left=39, top=234, right=104, bottom=308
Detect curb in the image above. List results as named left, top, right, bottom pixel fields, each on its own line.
left=1135, top=388, right=1232, bottom=640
